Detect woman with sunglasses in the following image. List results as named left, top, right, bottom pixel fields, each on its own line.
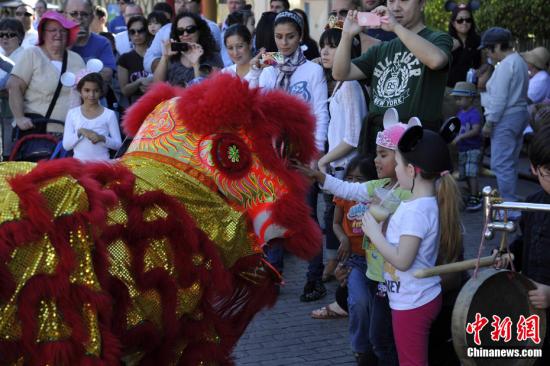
left=117, top=15, right=153, bottom=104
left=153, top=12, right=222, bottom=87
left=447, top=3, right=481, bottom=88
left=0, top=18, right=25, bottom=87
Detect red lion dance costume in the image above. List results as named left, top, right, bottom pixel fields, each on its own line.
left=0, top=75, right=321, bottom=365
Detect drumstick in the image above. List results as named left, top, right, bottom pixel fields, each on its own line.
left=413, top=253, right=514, bottom=278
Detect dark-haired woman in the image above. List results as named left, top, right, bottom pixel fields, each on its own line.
left=254, top=11, right=277, bottom=53
left=259, top=11, right=329, bottom=302
left=447, top=5, right=481, bottom=87
left=292, top=8, right=320, bottom=61
left=117, top=15, right=152, bottom=104
left=153, top=12, right=222, bottom=87
left=0, top=18, right=25, bottom=88
left=221, top=24, right=262, bottom=87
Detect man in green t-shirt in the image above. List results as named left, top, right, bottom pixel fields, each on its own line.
left=333, top=1, right=452, bottom=154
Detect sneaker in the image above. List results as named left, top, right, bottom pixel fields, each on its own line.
left=466, top=195, right=482, bottom=211
left=300, top=280, right=327, bottom=302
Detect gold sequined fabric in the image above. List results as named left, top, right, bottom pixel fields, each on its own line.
left=0, top=154, right=262, bottom=365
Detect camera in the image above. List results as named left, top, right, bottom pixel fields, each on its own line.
left=171, top=42, right=190, bottom=53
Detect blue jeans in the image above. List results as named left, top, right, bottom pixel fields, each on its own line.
left=266, top=184, right=324, bottom=281
left=365, top=277, right=399, bottom=365
left=490, top=110, right=528, bottom=201
left=347, top=255, right=371, bottom=353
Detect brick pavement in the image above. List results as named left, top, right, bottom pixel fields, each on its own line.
left=233, top=174, right=541, bottom=365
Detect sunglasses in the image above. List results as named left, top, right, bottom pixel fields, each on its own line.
left=15, top=11, right=32, bottom=17
left=329, top=9, right=348, bottom=18
left=129, top=28, right=146, bottom=35
left=176, top=25, right=199, bottom=36
left=0, top=32, right=18, bottom=39
left=67, top=11, right=90, bottom=19
left=455, top=17, right=473, bottom=24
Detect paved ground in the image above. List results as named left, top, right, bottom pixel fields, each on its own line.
left=233, top=170, right=541, bottom=365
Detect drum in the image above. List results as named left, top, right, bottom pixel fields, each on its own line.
left=452, top=269, right=546, bottom=365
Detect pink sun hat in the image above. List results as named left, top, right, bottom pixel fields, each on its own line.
left=37, top=11, right=80, bottom=47
left=376, top=108, right=422, bottom=150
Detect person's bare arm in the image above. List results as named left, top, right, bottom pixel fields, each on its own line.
left=117, top=65, right=142, bottom=97
left=7, top=75, right=33, bottom=130
left=373, top=6, right=449, bottom=70
left=333, top=11, right=368, bottom=81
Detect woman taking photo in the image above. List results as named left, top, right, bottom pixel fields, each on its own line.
left=117, top=15, right=153, bottom=104
left=222, top=24, right=262, bottom=87
left=259, top=11, right=329, bottom=302
left=153, top=12, right=223, bottom=87
left=7, top=11, right=84, bottom=134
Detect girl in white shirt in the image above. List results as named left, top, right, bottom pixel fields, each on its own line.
left=63, top=72, right=122, bottom=161
left=221, top=24, right=262, bottom=88
left=362, top=122, right=463, bottom=366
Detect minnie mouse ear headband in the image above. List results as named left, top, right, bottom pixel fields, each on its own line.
left=397, top=117, right=461, bottom=174
left=38, top=11, right=80, bottom=47
left=275, top=11, right=304, bottom=35
left=376, top=108, right=422, bottom=151
left=60, top=58, right=104, bottom=87
left=444, top=0, right=481, bottom=12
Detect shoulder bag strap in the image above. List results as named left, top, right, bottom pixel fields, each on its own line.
left=44, top=50, right=68, bottom=120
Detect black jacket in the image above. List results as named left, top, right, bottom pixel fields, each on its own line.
left=510, top=189, right=550, bottom=285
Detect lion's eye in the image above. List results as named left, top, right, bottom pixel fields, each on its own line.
left=212, top=133, right=252, bottom=178
left=272, top=136, right=291, bottom=161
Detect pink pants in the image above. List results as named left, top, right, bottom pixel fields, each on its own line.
left=391, top=294, right=442, bottom=366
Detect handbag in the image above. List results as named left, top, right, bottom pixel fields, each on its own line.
left=12, top=51, right=68, bottom=161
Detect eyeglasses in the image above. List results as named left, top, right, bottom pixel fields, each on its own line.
left=15, top=11, right=32, bottom=17
left=0, top=32, right=18, bottom=39
left=44, top=28, right=68, bottom=35
left=455, top=17, right=473, bottom=24
left=538, top=167, right=550, bottom=181
left=176, top=25, right=199, bottom=36
left=66, top=11, right=90, bottom=19
left=129, top=28, right=146, bottom=35
left=329, top=9, right=348, bottom=18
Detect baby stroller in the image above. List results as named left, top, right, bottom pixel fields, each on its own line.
left=9, top=118, right=69, bottom=162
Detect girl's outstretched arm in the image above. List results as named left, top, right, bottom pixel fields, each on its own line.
left=362, top=212, right=420, bottom=271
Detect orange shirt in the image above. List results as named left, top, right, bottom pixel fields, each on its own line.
left=333, top=198, right=368, bottom=255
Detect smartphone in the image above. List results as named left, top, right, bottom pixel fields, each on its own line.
left=357, top=12, right=381, bottom=27
left=171, top=42, right=190, bottom=53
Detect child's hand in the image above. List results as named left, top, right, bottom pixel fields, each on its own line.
left=317, top=156, right=329, bottom=174
left=528, top=281, right=550, bottom=309
left=88, top=132, right=106, bottom=144
left=361, top=211, right=383, bottom=241
left=337, top=237, right=351, bottom=262
left=291, top=160, right=325, bottom=183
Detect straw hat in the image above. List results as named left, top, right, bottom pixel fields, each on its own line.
left=521, top=47, right=550, bottom=70
left=449, top=81, right=477, bottom=97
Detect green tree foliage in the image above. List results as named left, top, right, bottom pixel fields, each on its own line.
left=423, top=0, right=550, bottom=41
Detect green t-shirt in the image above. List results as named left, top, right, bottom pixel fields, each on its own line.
left=352, top=28, right=452, bottom=129
left=363, top=178, right=412, bottom=283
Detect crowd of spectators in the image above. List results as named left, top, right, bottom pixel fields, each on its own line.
left=0, top=0, right=549, bottom=364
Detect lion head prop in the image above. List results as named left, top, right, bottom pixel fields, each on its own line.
left=0, top=74, right=321, bottom=365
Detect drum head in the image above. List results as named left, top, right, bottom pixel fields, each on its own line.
left=452, top=269, right=546, bottom=366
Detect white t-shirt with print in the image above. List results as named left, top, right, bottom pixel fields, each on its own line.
left=384, top=196, right=441, bottom=310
